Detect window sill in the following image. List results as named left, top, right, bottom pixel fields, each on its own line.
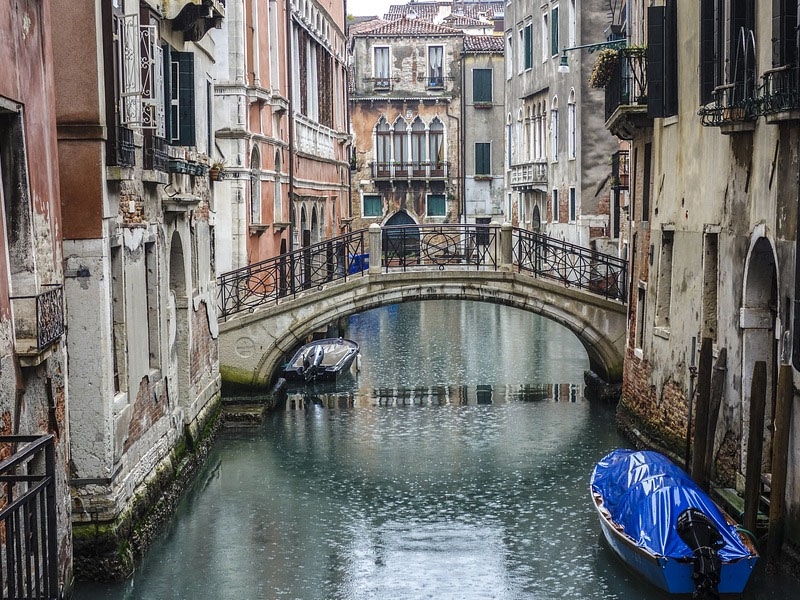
left=473, top=102, right=494, bottom=109
left=249, top=224, right=269, bottom=236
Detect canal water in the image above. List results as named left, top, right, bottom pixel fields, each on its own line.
left=75, top=300, right=796, bottom=599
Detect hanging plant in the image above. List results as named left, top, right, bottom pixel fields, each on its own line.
left=588, top=48, right=621, bottom=89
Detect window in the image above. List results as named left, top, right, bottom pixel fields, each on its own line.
left=428, top=45, right=444, bottom=88
left=429, top=118, right=444, bottom=170
left=648, top=0, right=678, bottom=118
left=363, top=194, right=382, bottom=217
left=167, top=50, right=195, bottom=145
left=374, top=46, right=390, bottom=88
left=393, top=118, right=408, bottom=175
left=427, top=194, right=446, bottom=216
left=568, top=0, right=576, bottom=48
left=550, top=102, right=559, bottom=161
left=552, top=188, right=559, bottom=222
left=250, top=146, right=261, bottom=224
left=475, top=142, right=491, bottom=176
left=411, top=118, right=426, bottom=173
left=551, top=5, right=559, bottom=57
left=655, top=230, right=674, bottom=329
left=375, top=118, right=391, bottom=175
left=569, top=187, right=576, bottom=222
left=567, top=91, right=576, bottom=159
left=642, top=143, right=652, bottom=222
left=524, top=23, right=533, bottom=69
left=473, top=69, right=493, bottom=103
left=541, top=12, right=549, bottom=62
left=506, top=32, right=514, bottom=79
left=635, top=283, right=647, bottom=350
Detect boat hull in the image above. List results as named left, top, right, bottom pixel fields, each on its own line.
left=594, top=494, right=757, bottom=595
left=283, top=338, right=360, bottom=383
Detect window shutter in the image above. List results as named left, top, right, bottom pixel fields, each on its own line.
left=473, top=69, right=492, bottom=102
left=178, top=52, right=195, bottom=146
left=647, top=3, right=677, bottom=118
left=551, top=8, right=559, bottom=57
left=162, top=44, right=173, bottom=140
left=700, top=0, right=716, bottom=104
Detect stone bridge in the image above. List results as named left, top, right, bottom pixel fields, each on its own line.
left=217, top=223, right=628, bottom=390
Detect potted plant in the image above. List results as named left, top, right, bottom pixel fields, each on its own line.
left=589, top=48, right=620, bottom=89
left=209, top=159, right=226, bottom=181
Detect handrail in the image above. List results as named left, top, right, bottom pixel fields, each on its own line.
left=217, top=225, right=628, bottom=319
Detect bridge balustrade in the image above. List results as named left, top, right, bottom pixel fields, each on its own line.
left=217, top=224, right=627, bottom=319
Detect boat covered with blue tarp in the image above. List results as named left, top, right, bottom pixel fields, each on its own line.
left=591, top=449, right=758, bottom=598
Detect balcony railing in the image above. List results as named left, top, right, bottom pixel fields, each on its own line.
left=0, top=435, right=59, bottom=600
left=611, top=150, right=630, bottom=190
left=144, top=134, right=169, bottom=172
left=9, top=285, right=65, bottom=353
left=698, top=81, right=759, bottom=128
left=757, top=65, right=800, bottom=118
left=107, top=125, right=135, bottom=168
left=604, top=49, right=648, bottom=121
left=370, top=161, right=448, bottom=181
left=510, top=161, right=548, bottom=190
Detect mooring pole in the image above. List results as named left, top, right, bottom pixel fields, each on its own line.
left=767, top=363, right=793, bottom=561
left=743, top=361, right=767, bottom=535
left=691, top=338, right=713, bottom=485
left=700, top=348, right=726, bottom=491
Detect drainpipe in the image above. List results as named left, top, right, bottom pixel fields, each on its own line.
left=458, top=48, right=466, bottom=224
left=286, top=0, right=296, bottom=252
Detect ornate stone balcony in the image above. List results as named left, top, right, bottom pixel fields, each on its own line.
left=509, top=160, right=547, bottom=191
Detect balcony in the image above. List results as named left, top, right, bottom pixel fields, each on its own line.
left=167, top=0, right=225, bottom=42
left=295, top=115, right=336, bottom=160
left=757, top=65, right=800, bottom=123
left=698, top=82, right=758, bottom=133
left=10, top=284, right=65, bottom=364
left=604, top=49, right=650, bottom=140
left=144, top=134, right=169, bottom=172
left=107, top=125, right=135, bottom=168
left=509, top=161, right=547, bottom=191
left=370, top=161, right=448, bottom=181
left=611, top=150, right=629, bottom=190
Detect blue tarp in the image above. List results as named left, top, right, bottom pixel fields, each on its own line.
left=591, top=449, right=752, bottom=561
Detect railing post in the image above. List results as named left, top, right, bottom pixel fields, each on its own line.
left=499, top=222, right=512, bottom=271
left=369, top=223, right=382, bottom=274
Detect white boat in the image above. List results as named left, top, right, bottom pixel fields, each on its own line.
left=284, top=338, right=360, bottom=383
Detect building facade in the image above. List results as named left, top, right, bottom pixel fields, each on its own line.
left=611, top=0, right=800, bottom=559
left=213, top=0, right=351, bottom=273
left=0, top=0, right=71, bottom=590
left=504, top=0, right=618, bottom=252
left=52, top=0, right=223, bottom=579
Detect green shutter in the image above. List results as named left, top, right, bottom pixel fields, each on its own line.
left=551, top=7, right=559, bottom=57
left=473, top=69, right=492, bottom=103
left=178, top=52, right=195, bottom=146
left=476, top=143, right=490, bottom=175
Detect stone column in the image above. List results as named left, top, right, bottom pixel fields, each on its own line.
left=499, top=221, right=513, bottom=270
left=369, top=223, right=382, bottom=274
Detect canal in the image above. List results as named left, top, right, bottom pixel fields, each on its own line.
left=75, top=300, right=796, bottom=599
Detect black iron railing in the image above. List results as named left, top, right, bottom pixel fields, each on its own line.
left=107, top=126, right=135, bottom=168
left=370, top=161, right=448, bottom=180
left=757, top=65, right=800, bottom=116
left=512, top=228, right=627, bottom=301
left=218, top=230, right=369, bottom=319
left=381, top=223, right=498, bottom=271
left=0, top=435, right=59, bottom=600
left=218, top=225, right=628, bottom=318
left=144, top=135, right=169, bottom=172
left=605, top=48, right=648, bottom=122
left=611, top=150, right=630, bottom=190
left=9, top=285, right=65, bottom=351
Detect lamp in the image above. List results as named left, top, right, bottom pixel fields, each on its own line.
left=557, top=39, right=627, bottom=75
left=558, top=53, right=570, bottom=73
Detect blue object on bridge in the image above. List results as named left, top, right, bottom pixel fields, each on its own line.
left=348, top=253, right=369, bottom=274
left=591, top=449, right=758, bottom=597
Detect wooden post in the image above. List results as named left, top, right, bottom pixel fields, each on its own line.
left=691, top=338, right=713, bottom=485
left=743, top=361, right=767, bottom=535
left=701, top=348, right=727, bottom=491
left=767, top=363, right=793, bottom=560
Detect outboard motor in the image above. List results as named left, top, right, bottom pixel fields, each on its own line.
left=304, top=346, right=325, bottom=382
left=676, top=508, right=724, bottom=600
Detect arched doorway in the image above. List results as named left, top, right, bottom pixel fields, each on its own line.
left=741, top=234, right=778, bottom=483
left=168, top=231, right=189, bottom=409
left=532, top=205, right=541, bottom=232
left=382, top=210, right=419, bottom=261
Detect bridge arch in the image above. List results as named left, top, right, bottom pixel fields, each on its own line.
left=218, top=271, right=627, bottom=391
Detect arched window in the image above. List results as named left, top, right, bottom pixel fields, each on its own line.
left=550, top=96, right=559, bottom=162
left=375, top=117, right=391, bottom=177
left=411, top=117, right=426, bottom=176
left=393, top=117, right=408, bottom=176
left=568, top=89, right=576, bottom=160
left=250, top=145, right=261, bottom=224
left=429, top=118, right=444, bottom=176
left=274, top=150, right=283, bottom=222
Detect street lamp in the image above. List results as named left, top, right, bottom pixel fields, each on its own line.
left=557, top=39, right=627, bottom=74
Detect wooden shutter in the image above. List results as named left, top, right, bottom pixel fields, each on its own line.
left=178, top=52, right=195, bottom=146
left=700, top=0, right=716, bottom=104
left=647, top=1, right=678, bottom=118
